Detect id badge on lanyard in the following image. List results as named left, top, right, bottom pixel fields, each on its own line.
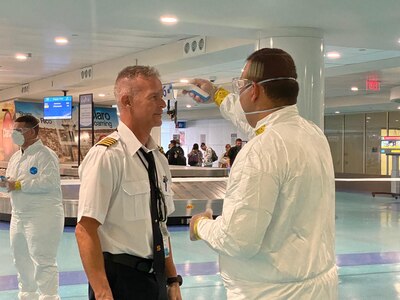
left=160, top=224, right=170, bottom=258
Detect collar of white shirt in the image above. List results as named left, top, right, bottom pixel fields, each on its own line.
left=117, top=122, right=158, bottom=156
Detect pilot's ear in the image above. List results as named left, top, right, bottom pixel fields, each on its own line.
left=121, top=95, right=131, bottom=107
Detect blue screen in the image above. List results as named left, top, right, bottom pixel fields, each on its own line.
left=43, top=96, right=72, bottom=119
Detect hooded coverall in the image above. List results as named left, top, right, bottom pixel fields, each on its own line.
left=197, top=94, right=338, bottom=299
left=6, top=140, right=64, bottom=300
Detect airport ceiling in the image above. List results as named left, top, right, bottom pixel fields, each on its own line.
left=1, top=0, right=400, bottom=116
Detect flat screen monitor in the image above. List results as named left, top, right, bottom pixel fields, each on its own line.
left=43, top=96, right=72, bottom=120
left=380, top=136, right=400, bottom=154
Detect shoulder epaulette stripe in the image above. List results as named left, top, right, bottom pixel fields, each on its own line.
left=96, top=137, right=118, bottom=147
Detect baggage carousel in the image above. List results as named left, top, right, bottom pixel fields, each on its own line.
left=0, top=165, right=229, bottom=225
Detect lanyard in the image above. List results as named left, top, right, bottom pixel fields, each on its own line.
left=137, top=148, right=167, bottom=222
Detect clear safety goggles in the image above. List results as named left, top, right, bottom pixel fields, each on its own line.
left=13, top=127, right=32, bottom=134
left=232, top=77, right=297, bottom=95
left=13, top=123, right=39, bottom=134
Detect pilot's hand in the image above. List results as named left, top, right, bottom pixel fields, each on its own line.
left=167, top=283, right=182, bottom=300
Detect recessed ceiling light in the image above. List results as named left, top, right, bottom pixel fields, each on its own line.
left=180, top=79, right=189, bottom=83
left=98, top=93, right=105, bottom=97
left=54, top=37, right=69, bottom=45
left=160, top=16, right=178, bottom=25
left=326, top=51, right=341, bottom=59
left=397, top=106, right=400, bottom=110
left=351, top=86, right=359, bottom=91
left=335, top=111, right=340, bottom=114
left=15, top=53, right=28, bottom=61
left=186, top=104, right=192, bottom=108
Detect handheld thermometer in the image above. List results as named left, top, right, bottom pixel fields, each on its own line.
left=172, top=83, right=210, bottom=102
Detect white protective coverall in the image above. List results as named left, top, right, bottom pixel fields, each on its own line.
left=197, top=94, right=338, bottom=299
left=6, top=140, right=64, bottom=300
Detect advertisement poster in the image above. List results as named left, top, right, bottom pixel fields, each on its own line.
left=79, top=94, right=93, bottom=128
left=0, top=101, right=119, bottom=163
left=0, top=101, right=17, bottom=161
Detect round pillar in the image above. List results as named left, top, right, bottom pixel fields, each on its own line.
left=257, top=28, right=324, bottom=129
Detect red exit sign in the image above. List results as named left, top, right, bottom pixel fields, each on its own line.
left=366, top=80, right=380, bottom=91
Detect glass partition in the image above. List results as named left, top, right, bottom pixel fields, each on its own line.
left=365, top=112, right=387, bottom=175
left=344, top=114, right=364, bottom=174
left=325, top=115, right=344, bottom=173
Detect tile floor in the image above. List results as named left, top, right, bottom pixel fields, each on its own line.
left=1, top=191, right=400, bottom=299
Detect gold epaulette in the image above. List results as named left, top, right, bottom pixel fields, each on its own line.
left=96, top=137, right=118, bottom=147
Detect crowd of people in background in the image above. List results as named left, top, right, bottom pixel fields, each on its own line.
left=165, top=138, right=243, bottom=168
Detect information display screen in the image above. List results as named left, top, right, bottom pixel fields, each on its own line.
left=43, top=96, right=72, bottom=120
left=380, top=136, right=400, bottom=154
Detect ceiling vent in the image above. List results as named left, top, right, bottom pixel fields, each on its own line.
left=182, top=36, right=206, bottom=57
left=390, top=86, right=400, bottom=103
left=21, top=83, right=29, bottom=94
left=80, top=66, right=93, bottom=81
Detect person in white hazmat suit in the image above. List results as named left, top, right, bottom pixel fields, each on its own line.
left=187, top=48, right=338, bottom=299
left=0, top=115, right=64, bottom=300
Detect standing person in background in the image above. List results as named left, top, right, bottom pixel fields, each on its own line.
left=188, top=143, right=203, bottom=167
left=175, top=140, right=184, bottom=155
left=200, top=142, right=213, bottom=167
left=218, top=144, right=231, bottom=168
left=165, top=141, right=173, bottom=158
left=186, top=48, right=337, bottom=299
left=227, top=138, right=242, bottom=167
left=0, top=115, right=64, bottom=300
left=167, top=140, right=186, bottom=166
left=76, top=65, right=182, bottom=300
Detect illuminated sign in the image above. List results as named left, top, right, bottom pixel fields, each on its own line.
left=380, top=136, right=400, bottom=154
left=366, top=80, right=380, bottom=91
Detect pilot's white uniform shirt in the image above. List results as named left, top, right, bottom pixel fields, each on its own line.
left=78, top=122, right=175, bottom=259
left=199, top=99, right=338, bottom=299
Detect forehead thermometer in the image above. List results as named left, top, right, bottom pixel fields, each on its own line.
left=172, top=83, right=210, bottom=102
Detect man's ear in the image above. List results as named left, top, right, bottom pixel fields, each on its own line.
left=251, top=82, right=261, bottom=103
left=121, top=95, right=131, bottom=107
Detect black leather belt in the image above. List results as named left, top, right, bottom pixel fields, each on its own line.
left=103, top=252, right=154, bottom=273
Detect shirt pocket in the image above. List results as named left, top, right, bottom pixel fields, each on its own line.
left=121, top=180, right=150, bottom=221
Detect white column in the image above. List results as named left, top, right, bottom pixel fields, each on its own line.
left=258, top=28, right=324, bottom=129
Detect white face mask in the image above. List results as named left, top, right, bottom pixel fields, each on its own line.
left=11, top=130, right=25, bottom=146
left=11, top=123, right=39, bottom=146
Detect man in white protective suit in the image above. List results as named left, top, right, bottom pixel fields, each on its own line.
left=187, top=48, right=338, bottom=300
left=0, top=115, right=64, bottom=300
